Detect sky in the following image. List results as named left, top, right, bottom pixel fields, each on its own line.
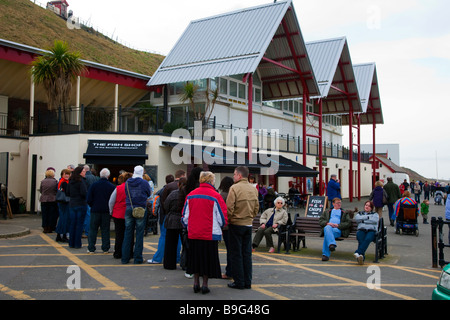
left=66, top=0, right=450, bottom=180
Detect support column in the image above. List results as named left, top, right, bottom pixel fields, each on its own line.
left=318, top=99, right=323, bottom=196
left=247, top=73, right=253, bottom=162
left=75, top=76, right=81, bottom=126
left=114, top=84, right=119, bottom=132
left=349, top=108, right=353, bottom=202
left=29, top=74, right=35, bottom=135
left=372, top=107, right=377, bottom=187
left=357, top=114, right=361, bottom=201
left=302, top=92, right=307, bottom=194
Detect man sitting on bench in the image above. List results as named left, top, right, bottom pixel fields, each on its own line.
left=252, top=197, right=288, bottom=253
left=319, top=198, right=352, bottom=261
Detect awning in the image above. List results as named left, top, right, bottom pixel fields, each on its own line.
left=83, top=140, right=148, bottom=165
left=163, top=141, right=318, bottom=177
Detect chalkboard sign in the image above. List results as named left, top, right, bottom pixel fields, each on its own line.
left=305, top=196, right=328, bottom=218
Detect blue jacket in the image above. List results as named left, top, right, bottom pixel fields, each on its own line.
left=87, top=178, right=115, bottom=213
left=124, top=177, right=151, bottom=209
left=327, top=179, right=341, bottom=201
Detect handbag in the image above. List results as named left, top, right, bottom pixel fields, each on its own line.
left=56, top=188, right=69, bottom=203
left=126, top=182, right=145, bottom=219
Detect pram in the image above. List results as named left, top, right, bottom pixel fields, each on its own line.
left=435, top=190, right=444, bottom=205
left=395, top=203, right=419, bottom=236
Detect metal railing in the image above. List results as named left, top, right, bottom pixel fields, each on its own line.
left=1, top=105, right=371, bottom=163
left=431, top=217, right=450, bottom=268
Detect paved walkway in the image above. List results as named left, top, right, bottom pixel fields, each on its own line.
left=0, top=196, right=447, bottom=303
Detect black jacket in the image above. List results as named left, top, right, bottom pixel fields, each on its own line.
left=67, top=179, right=88, bottom=208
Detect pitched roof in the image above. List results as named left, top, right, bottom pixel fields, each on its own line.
left=305, top=37, right=362, bottom=114
left=147, top=0, right=319, bottom=100
left=341, top=63, right=383, bottom=126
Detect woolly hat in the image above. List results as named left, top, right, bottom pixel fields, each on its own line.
left=133, top=165, right=144, bottom=178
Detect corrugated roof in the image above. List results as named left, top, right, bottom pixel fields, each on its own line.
left=147, top=0, right=319, bottom=99
left=305, top=37, right=362, bottom=114
left=341, top=63, right=384, bottom=126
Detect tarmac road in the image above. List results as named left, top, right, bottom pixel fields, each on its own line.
left=0, top=196, right=448, bottom=304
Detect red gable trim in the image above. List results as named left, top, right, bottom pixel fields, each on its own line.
left=0, top=43, right=150, bottom=91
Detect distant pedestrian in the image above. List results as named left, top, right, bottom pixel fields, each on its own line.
left=420, top=199, right=429, bottom=224
left=369, top=180, right=388, bottom=218
left=39, top=169, right=58, bottom=233
left=86, top=168, right=115, bottom=254
left=326, top=174, right=341, bottom=208
left=226, top=166, right=259, bottom=290
left=383, top=177, right=401, bottom=226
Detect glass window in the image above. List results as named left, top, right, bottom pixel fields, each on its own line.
left=239, top=83, right=246, bottom=100
left=230, top=81, right=238, bottom=97
left=219, top=78, right=227, bottom=95
left=294, top=101, right=299, bottom=114
left=254, top=88, right=261, bottom=103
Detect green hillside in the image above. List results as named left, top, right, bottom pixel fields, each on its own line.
left=0, top=0, right=165, bottom=75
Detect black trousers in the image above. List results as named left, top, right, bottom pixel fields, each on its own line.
left=164, top=228, right=182, bottom=270
left=113, top=217, right=133, bottom=259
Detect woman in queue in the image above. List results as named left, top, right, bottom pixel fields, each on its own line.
left=181, top=171, right=227, bottom=294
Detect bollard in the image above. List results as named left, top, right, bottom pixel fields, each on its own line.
left=432, top=217, right=438, bottom=268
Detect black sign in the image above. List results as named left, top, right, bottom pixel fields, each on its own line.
left=305, top=196, right=328, bottom=218
left=83, top=140, right=148, bottom=165
left=85, top=140, right=147, bottom=156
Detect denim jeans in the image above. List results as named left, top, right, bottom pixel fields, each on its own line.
left=69, top=205, right=87, bottom=248
left=152, top=218, right=167, bottom=263
left=322, top=225, right=341, bottom=257
left=122, top=208, right=147, bottom=264
left=88, top=212, right=111, bottom=253
left=83, top=206, right=91, bottom=236
left=355, top=230, right=376, bottom=259
left=56, top=202, right=70, bottom=235
left=229, top=224, right=252, bottom=287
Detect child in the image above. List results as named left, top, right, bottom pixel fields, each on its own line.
left=420, top=199, right=429, bottom=224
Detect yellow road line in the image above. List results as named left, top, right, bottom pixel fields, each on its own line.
left=255, top=253, right=418, bottom=300
left=0, top=283, right=35, bottom=300
left=40, top=233, right=137, bottom=300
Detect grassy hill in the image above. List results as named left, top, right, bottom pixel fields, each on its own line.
left=0, top=0, right=165, bottom=75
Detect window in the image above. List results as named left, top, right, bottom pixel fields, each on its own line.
left=219, top=78, right=227, bottom=95
left=230, top=81, right=238, bottom=97
left=239, top=83, right=246, bottom=100
left=254, top=88, right=261, bottom=104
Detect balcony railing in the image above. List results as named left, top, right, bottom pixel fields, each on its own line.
left=1, top=106, right=371, bottom=163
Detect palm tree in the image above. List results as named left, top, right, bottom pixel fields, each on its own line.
left=31, top=40, right=86, bottom=123
left=180, top=82, right=201, bottom=120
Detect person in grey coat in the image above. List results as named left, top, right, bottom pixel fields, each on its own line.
left=354, top=200, right=379, bottom=265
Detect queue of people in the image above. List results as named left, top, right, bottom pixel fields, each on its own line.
left=38, top=166, right=449, bottom=295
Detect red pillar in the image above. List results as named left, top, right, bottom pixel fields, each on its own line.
left=247, top=73, right=253, bottom=162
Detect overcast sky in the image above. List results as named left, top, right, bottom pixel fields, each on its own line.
left=67, top=0, right=450, bottom=180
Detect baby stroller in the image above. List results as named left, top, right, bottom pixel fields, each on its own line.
left=395, top=203, right=419, bottom=236
left=435, top=190, right=444, bottom=205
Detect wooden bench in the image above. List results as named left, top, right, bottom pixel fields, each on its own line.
left=252, top=213, right=293, bottom=254
left=288, top=215, right=387, bottom=262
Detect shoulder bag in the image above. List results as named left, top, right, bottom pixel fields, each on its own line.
left=126, top=182, right=145, bottom=219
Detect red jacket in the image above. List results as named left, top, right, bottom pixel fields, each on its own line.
left=112, top=184, right=126, bottom=219
left=181, top=183, right=227, bottom=241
